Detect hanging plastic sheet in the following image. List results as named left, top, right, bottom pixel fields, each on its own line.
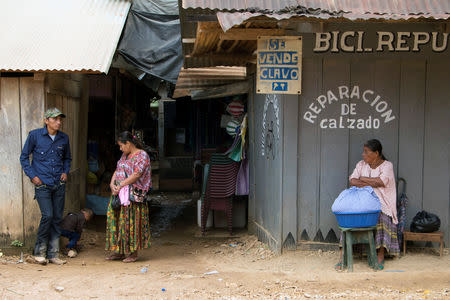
left=236, top=155, right=249, bottom=195
left=115, top=0, right=182, bottom=84
left=225, top=133, right=242, bottom=162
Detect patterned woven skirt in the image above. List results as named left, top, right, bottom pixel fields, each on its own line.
left=375, top=212, right=400, bottom=256
left=105, top=200, right=151, bottom=255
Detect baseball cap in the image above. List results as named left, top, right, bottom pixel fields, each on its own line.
left=44, top=107, right=66, bottom=119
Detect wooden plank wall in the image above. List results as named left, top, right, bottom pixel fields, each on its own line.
left=0, top=73, right=87, bottom=247
left=0, top=78, right=24, bottom=246
left=297, top=56, right=450, bottom=245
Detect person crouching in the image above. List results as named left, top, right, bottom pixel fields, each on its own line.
left=60, top=208, right=94, bottom=257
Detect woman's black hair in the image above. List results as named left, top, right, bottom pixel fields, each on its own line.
left=117, top=131, right=144, bottom=149
left=364, top=139, right=386, bottom=160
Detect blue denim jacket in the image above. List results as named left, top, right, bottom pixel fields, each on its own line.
left=20, top=126, right=71, bottom=186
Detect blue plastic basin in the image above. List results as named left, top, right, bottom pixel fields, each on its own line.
left=334, top=211, right=381, bottom=228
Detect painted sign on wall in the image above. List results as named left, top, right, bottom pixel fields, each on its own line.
left=257, top=36, right=302, bottom=94
left=303, top=85, right=397, bottom=129
left=261, top=94, right=280, bottom=158
left=314, top=31, right=449, bottom=53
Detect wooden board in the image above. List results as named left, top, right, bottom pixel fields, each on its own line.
left=403, top=231, right=443, bottom=242
left=252, top=92, right=283, bottom=252
left=298, top=57, right=322, bottom=240
left=423, top=59, right=450, bottom=244
left=220, top=28, right=285, bottom=40
left=0, top=78, right=24, bottom=245
left=398, top=60, right=426, bottom=222
left=247, top=75, right=256, bottom=224
left=282, top=93, right=298, bottom=245
left=373, top=59, right=400, bottom=174
left=79, top=76, right=89, bottom=207
left=318, top=58, right=350, bottom=239
left=19, top=77, right=45, bottom=244
left=46, top=93, right=64, bottom=112
left=348, top=58, right=377, bottom=174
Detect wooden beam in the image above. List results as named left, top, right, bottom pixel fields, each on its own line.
left=190, top=80, right=250, bottom=100
left=186, top=53, right=254, bottom=60
left=183, top=14, right=218, bottom=23
left=185, top=53, right=255, bottom=65
left=220, top=28, right=285, bottom=40
left=216, top=39, right=225, bottom=53
left=226, top=40, right=240, bottom=53
left=182, top=38, right=196, bottom=43
left=33, top=73, right=45, bottom=81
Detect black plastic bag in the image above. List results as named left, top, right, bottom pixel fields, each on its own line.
left=110, top=195, right=121, bottom=210
left=410, top=210, right=440, bottom=233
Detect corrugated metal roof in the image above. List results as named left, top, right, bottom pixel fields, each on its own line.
left=182, top=0, right=450, bottom=20
left=0, top=0, right=131, bottom=73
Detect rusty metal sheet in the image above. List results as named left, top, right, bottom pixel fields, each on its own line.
left=183, top=0, right=450, bottom=20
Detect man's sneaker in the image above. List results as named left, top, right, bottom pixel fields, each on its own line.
left=34, top=256, right=48, bottom=265
left=49, top=257, right=66, bottom=265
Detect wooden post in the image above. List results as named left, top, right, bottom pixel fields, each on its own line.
left=346, top=232, right=353, bottom=272
left=79, top=76, right=89, bottom=208
left=403, top=235, right=407, bottom=255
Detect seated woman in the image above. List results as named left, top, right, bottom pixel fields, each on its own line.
left=336, top=139, right=399, bottom=270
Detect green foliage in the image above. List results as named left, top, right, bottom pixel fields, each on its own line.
left=11, top=240, right=23, bottom=247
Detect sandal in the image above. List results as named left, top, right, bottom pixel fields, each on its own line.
left=122, top=256, right=138, bottom=263
left=373, top=259, right=384, bottom=271
left=105, top=254, right=124, bottom=261
left=334, top=262, right=344, bottom=271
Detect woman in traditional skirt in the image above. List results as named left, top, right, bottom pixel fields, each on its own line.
left=336, top=139, right=399, bottom=270
left=105, top=131, right=152, bottom=263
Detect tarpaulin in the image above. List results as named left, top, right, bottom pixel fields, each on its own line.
left=116, top=0, right=183, bottom=84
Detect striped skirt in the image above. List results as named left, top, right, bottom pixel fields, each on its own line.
left=105, top=200, right=151, bottom=255
left=339, top=212, right=400, bottom=256
left=375, top=212, right=400, bottom=256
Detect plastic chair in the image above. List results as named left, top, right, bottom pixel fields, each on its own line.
left=201, top=154, right=239, bottom=235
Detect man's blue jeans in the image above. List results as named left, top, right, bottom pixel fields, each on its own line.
left=34, top=182, right=66, bottom=258
left=61, top=230, right=81, bottom=249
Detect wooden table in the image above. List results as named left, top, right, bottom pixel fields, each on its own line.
left=402, top=231, right=444, bottom=256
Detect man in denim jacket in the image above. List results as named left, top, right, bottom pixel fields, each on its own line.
left=20, top=108, right=71, bottom=265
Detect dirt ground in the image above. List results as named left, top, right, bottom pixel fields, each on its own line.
left=1, top=193, right=449, bottom=299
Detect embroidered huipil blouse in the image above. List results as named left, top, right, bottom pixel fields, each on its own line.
left=349, top=160, right=398, bottom=224
left=115, top=150, right=152, bottom=202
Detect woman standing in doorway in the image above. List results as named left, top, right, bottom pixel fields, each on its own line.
left=106, top=131, right=152, bottom=263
